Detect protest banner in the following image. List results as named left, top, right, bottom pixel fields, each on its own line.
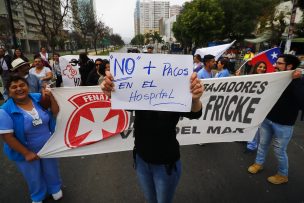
left=195, top=40, right=236, bottom=60
left=38, top=71, right=292, bottom=158
left=60, top=55, right=108, bottom=87
left=109, top=53, right=193, bottom=112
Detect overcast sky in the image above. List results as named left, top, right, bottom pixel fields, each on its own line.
left=95, top=0, right=190, bottom=42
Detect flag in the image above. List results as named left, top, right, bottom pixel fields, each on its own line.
left=195, top=40, right=236, bottom=60
left=250, top=47, right=281, bottom=73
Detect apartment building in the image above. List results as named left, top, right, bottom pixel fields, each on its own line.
left=134, top=0, right=169, bottom=35
left=1, top=0, right=62, bottom=53
left=170, top=5, right=181, bottom=17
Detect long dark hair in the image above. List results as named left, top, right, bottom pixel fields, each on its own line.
left=98, top=59, right=109, bottom=76
left=251, top=61, right=267, bottom=74
left=13, top=48, right=29, bottom=62
left=79, top=52, right=90, bottom=65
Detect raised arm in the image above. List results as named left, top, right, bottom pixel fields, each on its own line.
left=101, top=71, right=115, bottom=97
left=190, top=72, right=203, bottom=112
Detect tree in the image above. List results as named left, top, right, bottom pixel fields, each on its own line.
left=91, top=19, right=107, bottom=55
left=21, top=0, right=70, bottom=54
left=219, top=0, right=278, bottom=41
left=109, top=34, right=124, bottom=46
left=0, top=16, right=12, bottom=49
left=72, top=0, right=95, bottom=53
left=173, top=0, right=225, bottom=49
left=131, top=34, right=145, bottom=45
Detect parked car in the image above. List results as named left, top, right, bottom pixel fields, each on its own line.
left=127, top=47, right=140, bottom=53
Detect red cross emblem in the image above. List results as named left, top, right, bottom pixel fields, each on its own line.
left=64, top=92, right=129, bottom=148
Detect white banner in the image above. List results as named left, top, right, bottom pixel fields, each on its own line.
left=60, top=55, right=109, bottom=87
left=110, top=53, right=193, bottom=112
left=195, top=40, right=236, bottom=60
left=38, top=71, right=292, bottom=158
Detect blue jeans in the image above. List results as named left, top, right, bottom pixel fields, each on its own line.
left=135, top=154, right=181, bottom=203
left=247, top=128, right=260, bottom=150
left=255, top=119, right=294, bottom=176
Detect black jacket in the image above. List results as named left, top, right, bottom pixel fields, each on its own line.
left=0, top=55, right=12, bottom=74
left=267, top=78, right=304, bottom=125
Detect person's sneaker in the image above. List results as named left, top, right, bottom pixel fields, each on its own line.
left=248, top=163, right=263, bottom=174
left=267, top=174, right=288, bottom=184
left=52, top=189, right=63, bottom=200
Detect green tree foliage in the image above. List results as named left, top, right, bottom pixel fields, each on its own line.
left=172, top=0, right=294, bottom=47
left=109, top=34, right=124, bottom=46
left=220, top=0, right=279, bottom=40
left=173, top=0, right=225, bottom=47
left=131, top=34, right=145, bottom=45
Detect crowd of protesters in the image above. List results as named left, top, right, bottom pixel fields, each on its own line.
left=0, top=44, right=304, bottom=203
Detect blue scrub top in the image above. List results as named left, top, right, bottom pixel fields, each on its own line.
left=0, top=103, right=52, bottom=153
left=197, top=68, right=213, bottom=79
left=215, top=69, right=230, bottom=78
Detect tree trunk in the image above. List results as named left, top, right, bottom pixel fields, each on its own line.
left=94, top=40, right=97, bottom=55
left=84, top=35, right=87, bottom=53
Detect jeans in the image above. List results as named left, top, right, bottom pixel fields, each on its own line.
left=247, top=128, right=260, bottom=150
left=135, top=154, right=181, bottom=203
left=255, top=119, right=294, bottom=176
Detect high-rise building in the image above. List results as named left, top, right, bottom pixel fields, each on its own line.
left=134, top=0, right=169, bottom=35
left=71, top=0, right=96, bottom=31
left=1, top=0, right=62, bottom=53
left=170, top=5, right=182, bottom=17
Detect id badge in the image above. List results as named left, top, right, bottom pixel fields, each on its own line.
left=32, top=118, right=43, bottom=126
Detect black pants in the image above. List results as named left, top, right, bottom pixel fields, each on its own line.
left=56, top=74, right=63, bottom=87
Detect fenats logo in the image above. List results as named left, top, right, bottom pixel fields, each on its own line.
left=64, top=92, right=129, bottom=148
left=62, top=64, right=78, bottom=79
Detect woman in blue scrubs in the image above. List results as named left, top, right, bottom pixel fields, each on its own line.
left=0, top=75, right=62, bottom=203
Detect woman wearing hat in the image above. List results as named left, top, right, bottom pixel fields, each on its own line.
left=11, top=58, right=41, bottom=93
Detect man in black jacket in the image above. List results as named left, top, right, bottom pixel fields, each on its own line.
left=248, top=54, right=304, bottom=184
left=102, top=71, right=203, bottom=203
left=0, top=47, right=12, bottom=100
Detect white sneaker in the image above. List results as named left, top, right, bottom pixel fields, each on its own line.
left=52, top=189, right=63, bottom=200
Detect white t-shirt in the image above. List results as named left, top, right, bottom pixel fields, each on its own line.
left=29, top=67, right=51, bottom=80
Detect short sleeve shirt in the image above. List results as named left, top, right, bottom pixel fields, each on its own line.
left=29, top=67, right=51, bottom=80
left=0, top=109, right=14, bottom=134
left=197, top=68, right=213, bottom=79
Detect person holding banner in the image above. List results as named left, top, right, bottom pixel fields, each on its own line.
left=248, top=54, right=304, bottom=185
left=244, top=61, right=267, bottom=153
left=0, top=75, right=63, bottom=203
left=101, top=71, right=203, bottom=203
left=30, top=57, right=53, bottom=85
left=86, top=58, right=105, bottom=86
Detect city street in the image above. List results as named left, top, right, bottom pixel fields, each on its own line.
left=0, top=115, right=303, bottom=203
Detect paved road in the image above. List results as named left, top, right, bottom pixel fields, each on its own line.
left=0, top=114, right=303, bottom=203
